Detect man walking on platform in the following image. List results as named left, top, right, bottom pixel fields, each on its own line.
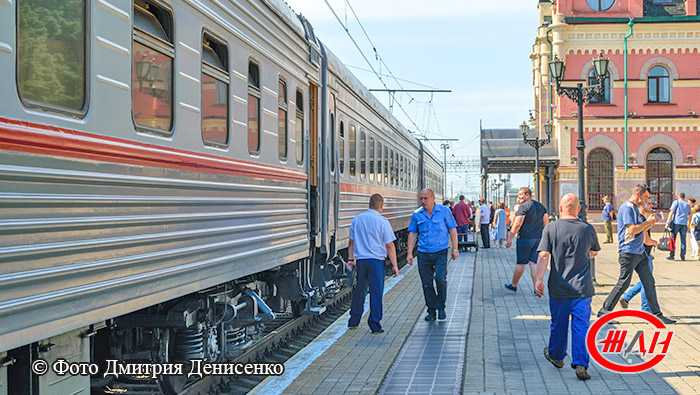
left=453, top=195, right=471, bottom=248
left=478, top=198, right=491, bottom=249
left=597, top=184, right=676, bottom=324
left=602, top=196, right=615, bottom=244
left=666, top=192, right=691, bottom=261
left=407, top=189, right=459, bottom=321
left=504, top=187, right=548, bottom=292
left=347, top=194, right=399, bottom=334
left=535, top=194, right=600, bottom=381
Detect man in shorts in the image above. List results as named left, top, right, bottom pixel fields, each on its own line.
left=504, top=187, right=548, bottom=292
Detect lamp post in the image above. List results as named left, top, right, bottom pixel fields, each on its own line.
left=440, top=143, right=450, bottom=199
left=549, top=52, right=609, bottom=223
left=520, top=121, right=552, bottom=203
left=500, top=174, right=510, bottom=204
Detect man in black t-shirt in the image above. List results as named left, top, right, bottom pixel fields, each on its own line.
left=504, top=187, right=549, bottom=292
left=535, top=194, right=600, bottom=381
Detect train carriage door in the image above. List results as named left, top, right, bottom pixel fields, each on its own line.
left=328, top=94, right=339, bottom=256
left=309, top=82, right=319, bottom=243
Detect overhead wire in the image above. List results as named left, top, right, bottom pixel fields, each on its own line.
left=323, top=0, right=435, bottom=136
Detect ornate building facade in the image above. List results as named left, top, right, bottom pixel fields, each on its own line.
left=532, top=0, right=700, bottom=213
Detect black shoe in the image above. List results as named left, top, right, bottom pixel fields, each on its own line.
left=504, top=283, right=517, bottom=292
left=371, top=329, right=385, bottom=334
left=544, top=347, right=564, bottom=369
left=575, top=365, right=591, bottom=380
left=596, top=309, right=607, bottom=318
left=425, top=312, right=436, bottom=321
left=666, top=256, right=675, bottom=261
left=620, top=297, right=629, bottom=309
left=655, top=314, right=676, bottom=324
left=438, top=309, right=446, bottom=320
left=348, top=326, right=358, bottom=330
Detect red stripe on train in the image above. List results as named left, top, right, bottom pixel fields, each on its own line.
left=0, top=117, right=307, bottom=183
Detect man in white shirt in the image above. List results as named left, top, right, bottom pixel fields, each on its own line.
left=347, top=194, right=399, bottom=333
left=479, top=198, right=491, bottom=249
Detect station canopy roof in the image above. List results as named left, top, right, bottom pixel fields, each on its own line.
left=481, top=128, right=559, bottom=173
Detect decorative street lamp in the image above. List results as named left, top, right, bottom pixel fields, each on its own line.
left=500, top=174, right=510, bottom=205
left=520, top=121, right=552, bottom=203
left=549, top=51, right=610, bottom=223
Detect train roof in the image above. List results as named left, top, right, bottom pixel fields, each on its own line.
left=262, top=0, right=307, bottom=38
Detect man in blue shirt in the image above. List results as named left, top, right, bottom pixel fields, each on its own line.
left=407, top=189, right=458, bottom=321
left=665, top=192, right=692, bottom=261
left=597, top=184, right=675, bottom=324
left=347, top=194, right=399, bottom=333
left=601, top=196, right=615, bottom=243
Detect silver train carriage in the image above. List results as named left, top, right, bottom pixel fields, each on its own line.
left=0, top=0, right=444, bottom=393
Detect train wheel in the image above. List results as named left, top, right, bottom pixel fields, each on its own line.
left=156, top=329, right=187, bottom=395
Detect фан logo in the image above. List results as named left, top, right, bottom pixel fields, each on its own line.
left=587, top=310, right=673, bottom=373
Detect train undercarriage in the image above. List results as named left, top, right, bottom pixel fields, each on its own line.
left=1, top=253, right=349, bottom=395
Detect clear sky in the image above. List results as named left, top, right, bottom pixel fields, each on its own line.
left=283, top=0, right=540, bottom=199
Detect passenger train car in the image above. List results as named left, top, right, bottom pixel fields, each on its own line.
left=0, top=0, right=444, bottom=393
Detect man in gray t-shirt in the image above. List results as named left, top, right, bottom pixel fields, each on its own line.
left=534, top=194, right=599, bottom=381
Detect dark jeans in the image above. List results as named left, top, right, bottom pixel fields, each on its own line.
left=457, top=225, right=469, bottom=243
left=599, top=252, right=661, bottom=316
left=348, top=259, right=385, bottom=332
left=417, top=249, right=448, bottom=312
left=480, top=223, right=490, bottom=248
left=549, top=297, right=592, bottom=369
left=669, top=223, right=687, bottom=260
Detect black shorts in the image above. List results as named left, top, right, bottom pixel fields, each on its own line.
left=516, top=238, right=540, bottom=265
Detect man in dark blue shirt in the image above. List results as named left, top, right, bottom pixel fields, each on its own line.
left=597, top=184, right=675, bottom=324
left=535, top=193, right=600, bottom=380
left=504, top=187, right=548, bottom=292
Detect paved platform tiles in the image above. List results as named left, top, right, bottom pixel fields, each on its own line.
left=464, top=237, right=700, bottom=394
left=251, top=252, right=475, bottom=395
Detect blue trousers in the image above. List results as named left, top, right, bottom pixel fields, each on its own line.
left=624, top=255, right=654, bottom=312
left=457, top=225, right=469, bottom=243
left=548, top=297, right=592, bottom=369
left=417, top=249, right=448, bottom=312
left=670, top=224, right=687, bottom=260
left=348, top=259, right=385, bottom=332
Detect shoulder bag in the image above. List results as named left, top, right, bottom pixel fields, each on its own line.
left=658, top=229, right=672, bottom=251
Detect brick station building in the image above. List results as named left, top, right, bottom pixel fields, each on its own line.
left=531, top=0, right=700, bottom=214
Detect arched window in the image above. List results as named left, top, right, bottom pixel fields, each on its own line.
left=646, top=147, right=673, bottom=209
left=588, top=69, right=610, bottom=103
left=648, top=66, right=670, bottom=103
left=587, top=148, right=614, bottom=210
left=586, top=0, right=614, bottom=11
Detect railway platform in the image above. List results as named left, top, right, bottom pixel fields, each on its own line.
left=247, top=238, right=700, bottom=395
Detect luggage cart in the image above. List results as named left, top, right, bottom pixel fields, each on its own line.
left=458, top=230, right=478, bottom=252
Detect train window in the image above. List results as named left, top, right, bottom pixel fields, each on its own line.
left=360, top=129, right=366, bottom=181
left=18, top=0, right=86, bottom=114
left=349, top=124, right=356, bottom=177
left=295, top=90, right=304, bottom=165
left=201, top=34, right=229, bottom=146
left=395, top=152, right=400, bottom=188
left=400, top=155, right=404, bottom=189
left=329, top=111, right=335, bottom=173
left=377, top=141, right=382, bottom=185
left=368, top=135, right=375, bottom=183
left=248, top=60, right=261, bottom=154
left=278, top=79, right=288, bottom=160
left=132, top=1, right=174, bottom=134
left=339, top=120, right=345, bottom=175
left=389, top=148, right=394, bottom=186
left=384, top=146, right=389, bottom=185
